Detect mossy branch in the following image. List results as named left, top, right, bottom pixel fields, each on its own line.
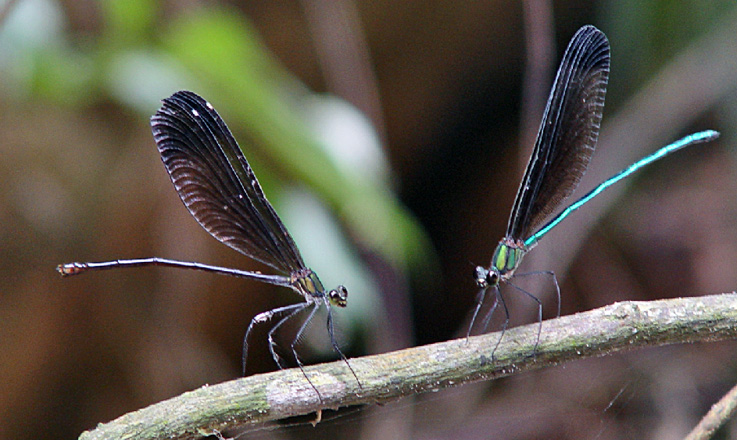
left=80, top=293, right=737, bottom=440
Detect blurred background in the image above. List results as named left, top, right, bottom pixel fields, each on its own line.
left=1, top=0, right=737, bottom=439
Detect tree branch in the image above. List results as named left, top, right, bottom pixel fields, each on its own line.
left=685, top=377, right=737, bottom=440
left=79, top=293, right=737, bottom=440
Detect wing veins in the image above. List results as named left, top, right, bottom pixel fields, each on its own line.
left=151, top=91, right=306, bottom=273
left=506, top=26, right=610, bottom=241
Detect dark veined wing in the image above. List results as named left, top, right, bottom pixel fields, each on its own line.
left=506, top=25, right=610, bottom=241
left=151, top=90, right=306, bottom=273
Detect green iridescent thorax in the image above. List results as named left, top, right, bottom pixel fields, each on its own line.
left=491, top=237, right=528, bottom=281
left=291, top=268, right=325, bottom=296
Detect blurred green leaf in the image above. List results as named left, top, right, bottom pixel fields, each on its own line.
left=28, top=47, right=94, bottom=104
left=100, top=0, right=155, bottom=46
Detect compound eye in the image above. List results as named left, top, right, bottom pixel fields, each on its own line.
left=474, top=266, right=489, bottom=288
left=486, top=271, right=499, bottom=286
left=329, top=285, right=348, bottom=307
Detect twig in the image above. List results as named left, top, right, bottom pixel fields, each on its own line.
left=79, top=293, right=737, bottom=440
left=685, top=378, right=737, bottom=440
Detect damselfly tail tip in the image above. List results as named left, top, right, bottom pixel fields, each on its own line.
left=704, top=130, right=720, bottom=141
left=56, top=262, right=85, bottom=277
left=691, top=129, right=720, bottom=143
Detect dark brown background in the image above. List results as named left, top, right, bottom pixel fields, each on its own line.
left=2, top=1, right=737, bottom=439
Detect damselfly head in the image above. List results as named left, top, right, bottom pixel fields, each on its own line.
left=328, top=285, right=349, bottom=307
left=474, top=265, right=498, bottom=289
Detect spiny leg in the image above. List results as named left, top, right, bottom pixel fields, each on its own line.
left=490, top=286, right=510, bottom=359
left=289, top=302, right=323, bottom=401
left=508, top=280, right=543, bottom=356
left=242, top=302, right=308, bottom=375
left=267, top=302, right=311, bottom=370
left=512, top=270, right=560, bottom=317
left=325, top=303, right=362, bottom=389
left=480, top=286, right=501, bottom=333
left=466, top=287, right=488, bottom=341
